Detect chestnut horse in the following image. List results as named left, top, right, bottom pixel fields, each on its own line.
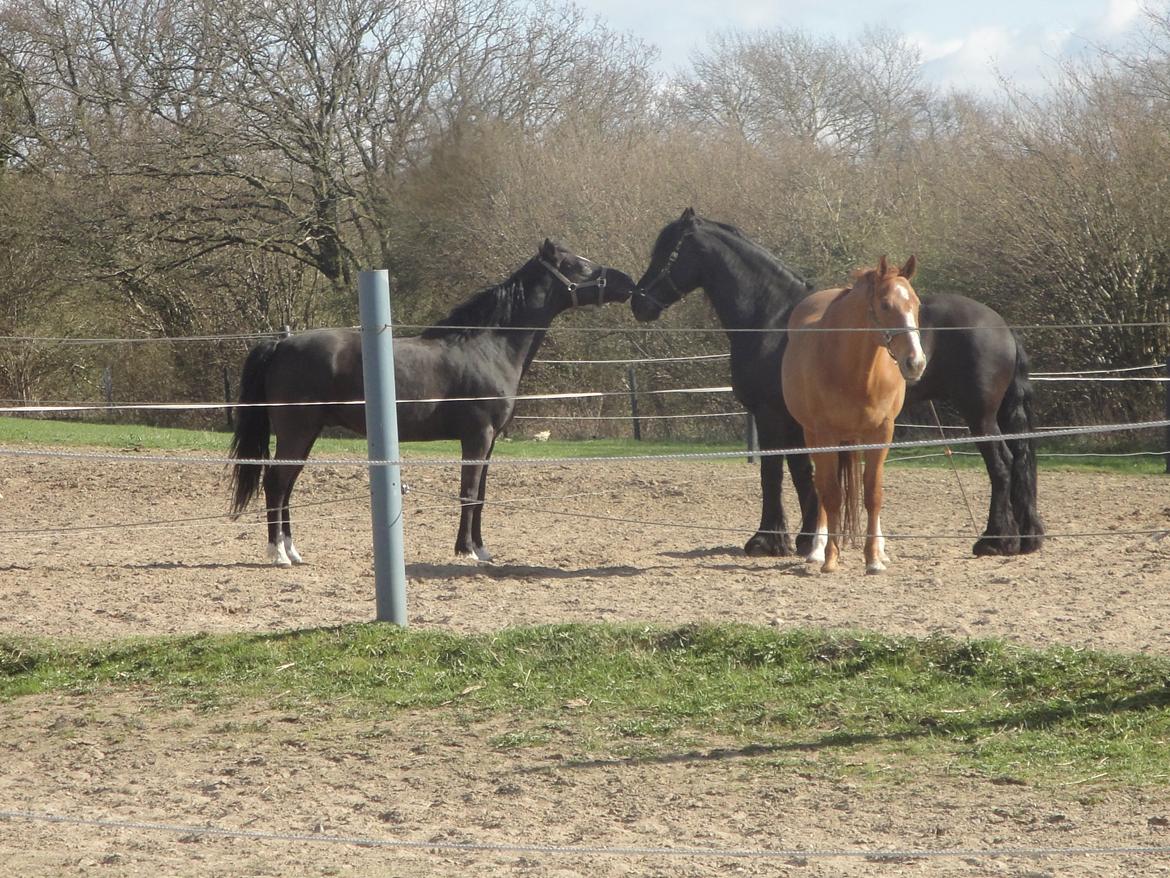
left=781, top=257, right=926, bottom=573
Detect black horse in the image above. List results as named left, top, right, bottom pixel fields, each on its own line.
left=631, top=208, right=1044, bottom=557
left=230, top=239, right=635, bottom=565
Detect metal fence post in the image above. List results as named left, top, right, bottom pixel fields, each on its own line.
left=1164, top=355, right=1169, bottom=475
left=359, top=271, right=408, bottom=625
left=746, top=414, right=759, bottom=464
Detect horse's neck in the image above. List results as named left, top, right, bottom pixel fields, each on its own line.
left=821, top=288, right=887, bottom=374
left=492, top=286, right=559, bottom=376
left=699, top=234, right=797, bottom=350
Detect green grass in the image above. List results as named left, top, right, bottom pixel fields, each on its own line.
left=2, top=623, right=1168, bottom=785
left=0, top=416, right=736, bottom=461
left=1, top=415, right=1165, bottom=472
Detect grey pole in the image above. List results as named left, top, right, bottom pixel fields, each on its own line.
left=1164, top=355, right=1170, bottom=475
left=358, top=270, right=408, bottom=625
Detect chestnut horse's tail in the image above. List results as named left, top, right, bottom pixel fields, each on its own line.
left=228, top=338, right=279, bottom=518
left=998, top=333, right=1045, bottom=553
left=838, top=449, right=862, bottom=547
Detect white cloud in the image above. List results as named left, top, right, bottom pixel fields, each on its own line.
left=916, top=3, right=1145, bottom=95
left=1100, top=0, right=1142, bottom=36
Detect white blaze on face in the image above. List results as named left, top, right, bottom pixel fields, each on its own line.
left=890, top=278, right=926, bottom=380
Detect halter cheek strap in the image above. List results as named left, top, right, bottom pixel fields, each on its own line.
left=867, top=291, right=919, bottom=362
left=540, top=260, right=607, bottom=307
left=634, top=232, right=690, bottom=308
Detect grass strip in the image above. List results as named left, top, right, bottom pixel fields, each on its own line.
left=2, top=623, right=1167, bottom=784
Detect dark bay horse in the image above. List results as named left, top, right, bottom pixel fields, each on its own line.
left=632, top=209, right=1044, bottom=557
left=782, top=256, right=926, bottom=573
left=230, top=239, right=635, bottom=565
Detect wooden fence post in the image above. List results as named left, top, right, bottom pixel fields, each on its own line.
left=627, top=365, right=641, bottom=441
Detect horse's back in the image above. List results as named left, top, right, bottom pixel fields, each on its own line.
left=262, top=329, right=365, bottom=434
left=267, top=329, right=362, bottom=397
left=786, top=286, right=845, bottom=330
left=909, top=294, right=1016, bottom=411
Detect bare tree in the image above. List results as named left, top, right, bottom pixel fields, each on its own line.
left=667, top=26, right=933, bottom=158
left=0, top=0, right=656, bottom=329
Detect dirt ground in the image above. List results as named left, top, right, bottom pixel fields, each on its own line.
left=1, top=449, right=1169, bottom=876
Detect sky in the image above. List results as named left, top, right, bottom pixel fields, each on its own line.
left=576, top=0, right=1150, bottom=93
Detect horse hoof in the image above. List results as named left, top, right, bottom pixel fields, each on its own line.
left=456, top=550, right=479, bottom=563
left=1018, top=534, right=1044, bottom=554
left=819, top=560, right=838, bottom=574
left=973, top=536, right=1019, bottom=556
left=866, top=562, right=886, bottom=575
left=473, top=546, right=494, bottom=563
left=744, top=533, right=793, bottom=557
left=267, top=542, right=293, bottom=567
left=283, top=539, right=304, bottom=565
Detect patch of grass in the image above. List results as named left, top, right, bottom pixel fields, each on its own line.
left=3, top=415, right=1164, bottom=472
left=489, top=729, right=552, bottom=750
left=2, top=623, right=1168, bottom=785
left=0, top=416, right=736, bottom=461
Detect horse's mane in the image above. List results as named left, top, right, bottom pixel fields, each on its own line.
left=697, top=218, right=815, bottom=292
left=420, top=271, right=529, bottom=340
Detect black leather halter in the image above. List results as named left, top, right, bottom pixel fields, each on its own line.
left=540, top=259, right=608, bottom=307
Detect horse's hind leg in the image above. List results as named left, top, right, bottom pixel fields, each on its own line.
left=262, top=462, right=297, bottom=566
left=456, top=430, right=493, bottom=561
left=470, top=436, right=497, bottom=562
left=265, top=427, right=318, bottom=566
left=971, top=422, right=1020, bottom=556
left=1008, top=436, right=1045, bottom=554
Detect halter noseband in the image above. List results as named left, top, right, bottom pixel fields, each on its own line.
left=540, top=259, right=608, bottom=307
left=634, top=231, right=690, bottom=310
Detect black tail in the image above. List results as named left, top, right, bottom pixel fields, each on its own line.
left=229, top=339, right=279, bottom=517
left=997, top=333, right=1044, bottom=552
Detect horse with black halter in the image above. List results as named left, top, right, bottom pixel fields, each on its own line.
left=229, top=239, right=635, bottom=565
left=632, top=209, right=1043, bottom=557
left=782, top=256, right=926, bottom=573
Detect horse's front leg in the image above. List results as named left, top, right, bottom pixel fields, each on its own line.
left=782, top=412, right=819, bottom=557
left=809, top=447, right=841, bottom=573
left=862, top=444, right=890, bottom=574
left=745, top=413, right=795, bottom=557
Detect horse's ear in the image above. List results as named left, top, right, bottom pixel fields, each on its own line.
left=878, top=255, right=889, bottom=276
left=681, top=207, right=695, bottom=220
left=539, top=238, right=557, bottom=260
left=899, top=254, right=917, bottom=279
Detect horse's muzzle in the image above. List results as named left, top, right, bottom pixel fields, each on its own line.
left=631, top=289, right=663, bottom=322
left=900, top=354, right=927, bottom=383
